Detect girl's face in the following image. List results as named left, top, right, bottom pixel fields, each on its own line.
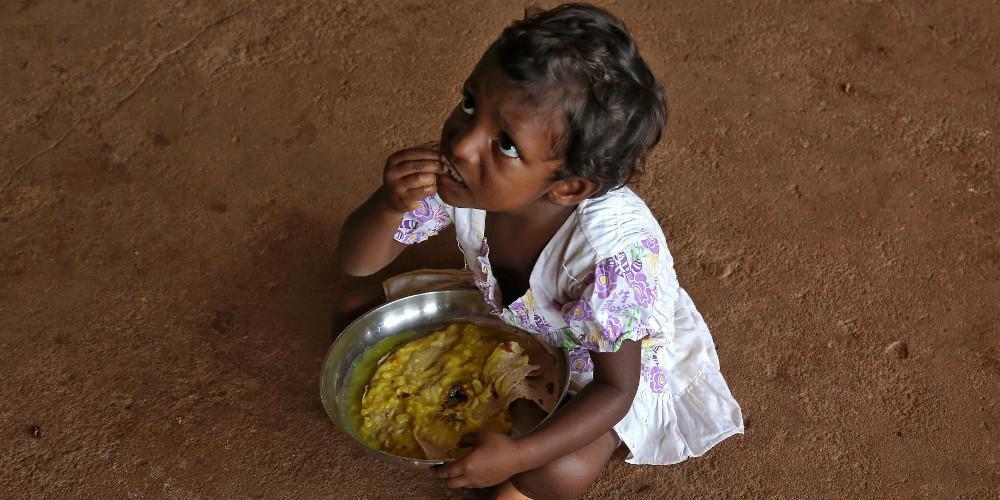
left=436, top=54, right=568, bottom=213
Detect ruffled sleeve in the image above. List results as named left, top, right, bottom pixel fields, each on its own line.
left=392, top=194, right=453, bottom=245
left=560, top=236, right=662, bottom=352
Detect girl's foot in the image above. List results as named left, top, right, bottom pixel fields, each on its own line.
left=490, top=480, right=532, bottom=500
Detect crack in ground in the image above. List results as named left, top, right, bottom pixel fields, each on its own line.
left=1, top=9, right=242, bottom=196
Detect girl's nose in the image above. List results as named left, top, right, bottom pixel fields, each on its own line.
left=449, top=119, right=488, bottom=167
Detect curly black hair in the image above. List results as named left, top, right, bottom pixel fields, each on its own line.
left=493, top=3, right=667, bottom=197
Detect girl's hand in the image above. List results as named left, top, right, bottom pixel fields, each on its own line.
left=434, top=432, right=525, bottom=489
left=380, top=144, right=448, bottom=213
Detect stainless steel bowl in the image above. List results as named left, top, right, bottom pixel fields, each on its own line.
left=320, top=290, right=570, bottom=470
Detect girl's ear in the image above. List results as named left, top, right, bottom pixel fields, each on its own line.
left=546, top=177, right=601, bottom=206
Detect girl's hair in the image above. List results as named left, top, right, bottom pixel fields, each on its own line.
left=493, top=3, right=668, bottom=197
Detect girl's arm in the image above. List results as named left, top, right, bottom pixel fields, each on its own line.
left=518, top=339, right=641, bottom=464
left=436, top=340, right=641, bottom=487
left=337, top=146, right=447, bottom=276
left=337, top=187, right=409, bottom=276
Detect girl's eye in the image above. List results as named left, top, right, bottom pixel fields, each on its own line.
left=498, top=134, right=520, bottom=159
left=460, top=93, right=475, bottom=116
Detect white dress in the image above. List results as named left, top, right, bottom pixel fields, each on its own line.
left=390, top=187, right=744, bottom=465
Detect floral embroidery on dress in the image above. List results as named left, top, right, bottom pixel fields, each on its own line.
left=568, top=347, right=594, bottom=373
left=637, top=338, right=667, bottom=392
left=532, top=310, right=554, bottom=335
left=393, top=195, right=451, bottom=244
left=507, top=298, right=530, bottom=323
left=563, top=298, right=594, bottom=323
left=558, top=238, right=660, bottom=352
left=500, top=291, right=563, bottom=347
left=602, top=314, right=624, bottom=343
left=593, top=259, right=618, bottom=300
left=474, top=238, right=502, bottom=314
left=648, top=365, right=667, bottom=393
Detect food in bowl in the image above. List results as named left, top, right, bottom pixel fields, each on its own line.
left=350, top=323, right=551, bottom=460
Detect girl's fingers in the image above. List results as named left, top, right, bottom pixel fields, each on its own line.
left=382, top=145, right=447, bottom=212
left=457, top=432, right=483, bottom=448
left=395, top=172, right=439, bottom=192
left=387, top=148, right=443, bottom=169
left=389, top=159, right=448, bottom=180
left=402, top=186, right=437, bottom=211
left=446, top=476, right=471, bottom=489
left=434, top=460, right=463, bottom=479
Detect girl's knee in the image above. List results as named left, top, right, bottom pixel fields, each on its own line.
left=510, top=432, right=618, bottom=499
left=511, top=471, right=592, bottom=500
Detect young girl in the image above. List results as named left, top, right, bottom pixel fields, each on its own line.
left=337, top=4, right=743, bottom=498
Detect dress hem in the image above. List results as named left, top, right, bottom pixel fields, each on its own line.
left=620, top=426, right=745, bottom=466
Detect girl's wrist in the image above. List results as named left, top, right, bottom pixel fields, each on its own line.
left=372, top=186, right=407, bottom=217
left=511, top=434, right=543, bottom=472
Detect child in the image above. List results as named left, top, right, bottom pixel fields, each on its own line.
left=337, top=4, right=743, bottom=498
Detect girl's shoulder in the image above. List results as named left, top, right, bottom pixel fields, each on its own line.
left=572, top=187, right=666, bottom=260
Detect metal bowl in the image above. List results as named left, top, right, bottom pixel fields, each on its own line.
left=320, top=290, right=570, bottom=470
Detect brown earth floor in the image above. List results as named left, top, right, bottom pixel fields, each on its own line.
left=1, top=0, right=998, bottom=498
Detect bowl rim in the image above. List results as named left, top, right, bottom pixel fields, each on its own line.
left=319, top=289, right=570, bottom=466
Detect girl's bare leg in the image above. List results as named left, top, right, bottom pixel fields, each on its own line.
left=490, top=480, right=531, bottom=500
left=493, top=430, right=619, bottom=500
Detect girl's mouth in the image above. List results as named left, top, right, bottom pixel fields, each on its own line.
left=447, top=164, right=466, bottom=185
left=441, top=157, right=467, bottom=187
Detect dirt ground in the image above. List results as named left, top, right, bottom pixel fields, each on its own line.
left=1, top=0, right=998, bottom=498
